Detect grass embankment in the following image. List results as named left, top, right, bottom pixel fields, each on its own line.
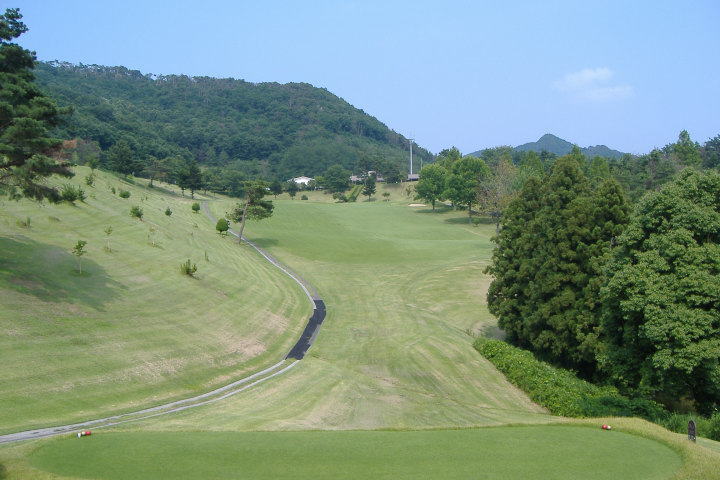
left=27, top=427, right=680, bottom=480
left=0, top=167, right=310, bottom=433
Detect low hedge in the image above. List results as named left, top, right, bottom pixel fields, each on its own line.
left=473, top=337, right=665, bottom=419
left=474, top=337, right=720, bottom=440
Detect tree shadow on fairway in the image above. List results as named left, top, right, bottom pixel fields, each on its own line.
left=444, top=216, right=494, bottom=225
left=0, top=235, right=124, bottom=311
left=251, top=238, right=279, bottom=248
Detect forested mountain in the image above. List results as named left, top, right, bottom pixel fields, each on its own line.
left=471, top=133, right=626, bottom=159
left=35, top=61, right=432, bottom=180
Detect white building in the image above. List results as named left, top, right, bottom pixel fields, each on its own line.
left=289, top=176, right=314, bottom=186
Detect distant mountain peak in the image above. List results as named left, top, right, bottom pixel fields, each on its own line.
left=471, top=133, right=626, bottom=159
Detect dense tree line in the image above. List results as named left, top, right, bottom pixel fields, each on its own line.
left=34, top=61, right=432, bottom=182
left=485, top=142, right=720, bottom=413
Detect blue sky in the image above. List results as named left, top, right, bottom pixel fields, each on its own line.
left=11, top=0, right=720, bottom=154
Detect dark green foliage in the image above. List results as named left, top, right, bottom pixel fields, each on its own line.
left=227, top=181, right=273, bottom=239
left=346, top=184, right=362, bottom=202
left=599, top=169, right=720, bottom=412
left=323, top=164, right=350, bottom=193
left=473, top=338, right=666, bottom=419
left=129, top=205, right=143, bottom=220
left=443, top=155, right=490, bottom=222
left=285, top=180, right=299, bottom=199
left=702, top=134, right=720, bottom=169
left=179, top=259, right=197, bottom=277
left=332, top=192, right=348, bottom=203
left=656, top=412, right=720, bottom=442
left=486, top=151, right=629, bottom=376
left=0, top=8, right=73, bottom=201
left=362, top=175, right=376, bottom=199
left=300, top=194, right=308, bottom=200
left=382, top=192, right=390, bottom=201
left=84, top=173, right=95, bottom=186
left=507, top=133, right=626, bottom=159
left=215, top=218, right=229, bottom=235
left=269, top=180, right=283, bottom=198
left=60, top=184, right=86, bottom=203
left=191, top=202, right=200, bottom=213
left=415, top=163, right=447, bottom=210
left=118, top=189, right=130, bottom=198
left=164, top=207, right=172, bottom=216
left=106, top=140, right=141, bottom=175
left=34, top=62, right=433, bottom=180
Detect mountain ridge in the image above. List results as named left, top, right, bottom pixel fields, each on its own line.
left=471, top=133, right=627, bottom=159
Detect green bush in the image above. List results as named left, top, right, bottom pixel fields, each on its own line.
left=301, top=194, right=308, bottom=200
left=119, top=190, right=131, bottom=198
left=473, top=338, right=665, bottom=418
left=61, top=184, right=86, bottom=203
left=129, top=205, right=143, bottom=220
left=165, top=207, right=172, bottom=216
left=180, top=259, right=197, bottom=277
left=347, top=184, right=362, bottom=202
left=215, top=218, right=229, bottom=235
left=191, top=202, right=200, bottom=213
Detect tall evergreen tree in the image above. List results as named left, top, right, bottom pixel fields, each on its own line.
left=487, top=151, right=629, bottom=375
left=0, top=8, right=72, bottom=201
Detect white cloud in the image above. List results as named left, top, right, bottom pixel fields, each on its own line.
left=554, top=67, right=633, bottom=102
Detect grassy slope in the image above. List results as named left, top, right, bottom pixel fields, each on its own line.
left=0, top=167, right=309, bottom=433
left=125, top=183, right=550, bottom=432
left=26, top=426, right=680, bottom=480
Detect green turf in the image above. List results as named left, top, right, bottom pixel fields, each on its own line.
left=28, top=427, right=681, bottom=480
left=129, top=191, right=550, bottom=433
left=0, top=168, right=310, bottom=433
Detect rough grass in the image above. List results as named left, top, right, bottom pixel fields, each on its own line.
left=0, top=167, right=310, bottom=433
left=24, top=426, right=681, bottom=480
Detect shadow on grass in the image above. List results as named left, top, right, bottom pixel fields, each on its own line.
left=0, top=235, right=124, bottom=311
left=251, top=238, right=279, bottom=248
left=444, top=216, right=495, bottom=225
left=0, top=462, right=6, bottom=480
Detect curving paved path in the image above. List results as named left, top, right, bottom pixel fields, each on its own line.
left=0, top=201, right=326, bottom=444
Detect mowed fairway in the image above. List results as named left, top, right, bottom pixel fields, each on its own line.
left=0, top=168, right=309, bottom=433
left=28, top=427, right=681, bottom=480
left=131, top=191, right=551, bottom=432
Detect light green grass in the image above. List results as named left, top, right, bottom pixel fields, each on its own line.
left=0, top=168, right=310, bottom=433
left=26, top=426, right=680, bottom=480
left=127, top=195, right=550, bottom=433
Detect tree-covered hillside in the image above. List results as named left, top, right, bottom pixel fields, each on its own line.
left=35, top=61, right=432, bottom=180
left=470, top=133, right=626, bottom=159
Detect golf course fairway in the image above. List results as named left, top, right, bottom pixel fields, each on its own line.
left=29, top=427, right=680, bottom=480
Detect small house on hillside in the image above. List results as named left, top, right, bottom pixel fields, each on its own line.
left=289, top=176, right=314, bottom=186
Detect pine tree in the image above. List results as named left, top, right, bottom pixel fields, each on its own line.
left=0, top=8, right=73, bottom=201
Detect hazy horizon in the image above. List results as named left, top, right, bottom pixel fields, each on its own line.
left=11, top=0, right=720, bottom=155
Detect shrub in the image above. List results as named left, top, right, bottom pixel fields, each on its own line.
left=215, top=218, right=229, bottom=235
left=165, top=207, right=172, bottom=216
left=119, top=190, right=131, bottom=198
left=129, top=206, right=143, bottom=220
left=347, top=184, right=362, bottom=202
left=191, top=202, right=200, bottom=213
left=180, top=259, right=197, bottom=277
left=111, top=186, right=116, bottom=194
left=473, top=337, right=666, bottom=419
left=16, top=216, right=30, bottom=228
left=61, top=184, right=86, bottom=203
left=301, top=194, right=308, bottom=200
left=332, top=192, right=348, bottom=203
left=84, top=173, right=95, bottom=186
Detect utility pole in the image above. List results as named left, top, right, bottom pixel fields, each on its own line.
left=409, top=138, right=414, bottom=176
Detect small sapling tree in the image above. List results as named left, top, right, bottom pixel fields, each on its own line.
left=104, top=226, right=113, bottom=252
left=301, top=194, right=308, bottom=200
left=84, top=173, right=95, bottom=186
left=269, top=180, right=283, bottom=198
left=119, top=190, right=130, bottom=198
left=191, top=202, right=200, bottom=213
left=382, top=192, right=390, bottom=202
left=72, top=240, right=87, bottom=274
left=165, top=207, right=172, bottom=216
left=130, top=205, right=143, bottom=220
left=180, top=259, right=197, bottom=277
left=216, top=218, right=229, bottom=236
